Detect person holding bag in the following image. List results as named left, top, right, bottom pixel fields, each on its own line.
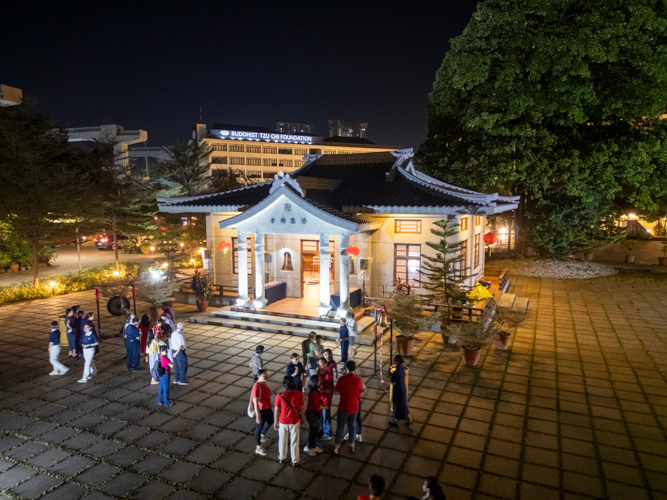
left=273, top=375, right=305, bottom=467
left=304, top=375, right=325, bottom=456
left=249, top=369, right=273, bottom=456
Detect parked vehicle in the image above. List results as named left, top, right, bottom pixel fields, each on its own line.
left=94, top=233, right=128, bottom=250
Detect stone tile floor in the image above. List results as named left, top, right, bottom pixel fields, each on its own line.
left=0, top=270, right=666, bottom=499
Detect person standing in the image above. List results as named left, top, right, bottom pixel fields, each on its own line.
left=306, top=332, right=322, bottom=376
left=170, top=322, right=188, bottom=385
left=125, top=317, right=142, bottom=372
left=285, top=353, right=306, bottom=392
left=157, top=346, right=174, bottom=407
left=48, top=321, right=69, bottom=376
left=121, top=307, right=136, bottom=335
left=73, top=310, right=84, bottom=359
left=336, top=319, right=350, bottom=364
left=82, top=313, right=96, bottom=335
left=317, top=357, right=334, bottom=440
left=138, top=314, right=153, bottom=360
left=63, top=308, right=75, bottom=358
left=346, top=311, right=357, bottom=359
left=162, top=302, right=176, bottom=324
left=304, top=375, right=325, bottom=456
left=389, top=355, right=413, bottom=427
left=252, top=369, right=273, bottom=456
left=323, top=348, right=338, bottom=381
left=358, top=474, right=386, bottom=500
left=249, top=345, right=264, bottom=381
left=274, top=376, right=305, bottom=467
left=334, top=360, right=365, bottom=454
left=78, top=324, right=98, bottom=383
left=146, top=329, right=166, bottom=385
left=160, top=313, right=175, bottom=331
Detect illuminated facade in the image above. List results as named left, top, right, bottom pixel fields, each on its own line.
left=194, top=123, right=399, bottom=181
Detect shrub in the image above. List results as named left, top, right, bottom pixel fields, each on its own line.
left=191, top=271, right=215, bottom=302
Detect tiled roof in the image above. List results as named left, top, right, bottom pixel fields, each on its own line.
left=164, top=182, right=272, bottom=209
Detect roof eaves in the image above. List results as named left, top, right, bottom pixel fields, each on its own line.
left=156, top=179, right=272, bottom=205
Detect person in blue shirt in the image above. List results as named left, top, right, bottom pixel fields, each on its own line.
left=285, top=353, right=306, bottom=392
left=48, top=321, right=69, bottom=376
left=125, top=317, right=142, bottom=372
left=79, top=324, right=99, bottom=383
left=337, top=319, right=349, bottom=364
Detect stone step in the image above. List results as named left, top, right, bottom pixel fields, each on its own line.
left=497, top=293, right=516, bottom=309
left=189, top=313, right=376, bottom=345
left=210, top=307, right=340, bottom=332
left=512, top=296, right=529, bottom=313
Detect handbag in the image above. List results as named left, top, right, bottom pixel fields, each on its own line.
left=248, top=383, right=261, bottom=418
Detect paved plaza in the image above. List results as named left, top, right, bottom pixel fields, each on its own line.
left=1, top=270, right=667, bottom=499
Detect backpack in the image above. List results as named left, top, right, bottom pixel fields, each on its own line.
left=157, top=360, right=166, bottom=377
left=58, top=318, right=68, bottom=344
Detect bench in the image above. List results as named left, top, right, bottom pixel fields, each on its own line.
left=497, top=293, right=516, bottom=310
left=511, top=296, right=529, bottom=313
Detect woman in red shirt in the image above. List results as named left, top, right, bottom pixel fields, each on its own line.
left=317, top=357, right=334, bottom=440
left=305, top=375, right=325, bottom=456
left=323, top=348, right=338, bottom=380
left=358, top=473, right=386, bottom=500
left=138, top=315, right=153, bottom=359
left=251, top=369, right=273, bottom=456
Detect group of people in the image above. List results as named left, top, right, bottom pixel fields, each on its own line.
left=358, top=474, right=447, bottom=500
left=48, top=305, right=99, bottom=382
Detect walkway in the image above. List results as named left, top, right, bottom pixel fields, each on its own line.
left=0, top=270, right=666, bottom=499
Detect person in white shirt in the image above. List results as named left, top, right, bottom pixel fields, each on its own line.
left=346, top=312, right=357, bottom=359
left=170, top=322, right=188, bottom=385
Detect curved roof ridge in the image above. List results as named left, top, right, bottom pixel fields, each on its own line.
left=157, top=179, right=271, bottom=205
left=397, top=165, right=497, bottom=206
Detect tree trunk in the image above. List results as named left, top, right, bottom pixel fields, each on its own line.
left=32, top=242, right=39, bottom=288
left=187, top=214, right=194, bottom=260
left=112, top=223, right=120, bottom=272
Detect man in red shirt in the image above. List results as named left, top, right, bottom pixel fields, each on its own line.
left=252, top=369, right=273, bottom=456
left=334, top=360, right=366, bottom=453
left=273, top=375, right=305, bottom=466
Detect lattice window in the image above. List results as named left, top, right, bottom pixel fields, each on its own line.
left=394, top=244, right=421, bottom=287
left=460, top=217, right=469, bottom=232
left=395, top=219, right=421, bottom=234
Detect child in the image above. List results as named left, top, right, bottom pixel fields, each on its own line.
left=249, top=345, right=264, bottom=381
left=157, top=345, right=174, bottom=407
left=358, top=474, right=385, bottom=500
left=285, top=353, right=306, bottom=392
left=48, top=321, right=69, bottom=376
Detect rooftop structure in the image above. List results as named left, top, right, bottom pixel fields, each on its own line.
left=0, top=84, right=22, bottom=107
left=276, top=122, right=315, bottom=135
left=328, top=119, right=368, bottom=139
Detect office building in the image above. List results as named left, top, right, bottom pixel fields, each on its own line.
left=276, top=122, right=315, bottom=135
left=328, top=119, right=368, bottom=139
left=195, top=122, right=401, bottom=181
left=0, top=84, right=22, bottom=107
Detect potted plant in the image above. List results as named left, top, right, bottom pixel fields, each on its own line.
left=135, top=279, right=182, bottom=321
left=582, top=244, right=595, bottom=262
left=446, top=318, right=496, bottom=367
left=192, top=270, right=215, bottom=312
left=491, top=307, right=531, bottom=350
left=380, top=292, right=431, bottom=356
left=660, top=243, right=667, bottom=267
left=621, top=238, right=639, bottom=264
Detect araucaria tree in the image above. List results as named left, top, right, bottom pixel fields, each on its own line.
left=0, top=105, right=88, bottom=287
left=417, top=0, right=667, bottom=256
left=419, top=219, right=470, bottom=326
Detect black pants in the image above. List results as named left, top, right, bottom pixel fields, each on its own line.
left=308, top=421, right=319, bottom=449
left=255, top=409, right=274, bottom=446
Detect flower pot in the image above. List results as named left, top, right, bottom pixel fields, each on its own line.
left=148, top=306, right=160, bottom=323
left=196, top=301, right=208, bottom=312
left=494, top=332, right=512, bottom=350
left=396, top=336, right=415, bottom=356
left=625, top=255, right=635, bottom=264
left=440, top=333, right=449, bottom=345
left=461, top=346, right=482, bottom=366
left=9, top=263, right=19, bottom=272
left=659, top=257, right=667, bottom=267
left=584, top=252, right=594, bottom=261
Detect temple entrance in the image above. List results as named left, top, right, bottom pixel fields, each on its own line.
left=300, top=239, right=334, bottom=299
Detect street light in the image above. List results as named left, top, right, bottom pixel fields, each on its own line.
left=48, top=281, right=56, bottom=297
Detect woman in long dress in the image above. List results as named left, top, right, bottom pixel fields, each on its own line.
left=389, top=355, right=413, bottom=427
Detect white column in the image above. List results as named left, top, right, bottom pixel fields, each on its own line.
left=337, top=235, right=352, bottom=317
left=236, top=230, right=250, bottom=307
left=253, top=233, right=267, bottom=309
left=317, top=234, right=332, bottom=316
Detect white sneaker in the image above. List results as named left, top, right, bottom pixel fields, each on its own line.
left=303, top=445, right=309, bottom=452
left=77, top=378, right=88, bottom=383
left=255, top=447, right=267, bottom=456
left=357, top=435, right=362, bottom=442
left=49, top=371, right=59, bottom=376
left=308, top=449, right=317, bottom=456
left=343, top=433, right=349, bottom=440
left=60, top=368, right=70, bottom=375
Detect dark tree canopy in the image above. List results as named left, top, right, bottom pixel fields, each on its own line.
left=417, top=0, right=667, bottom=256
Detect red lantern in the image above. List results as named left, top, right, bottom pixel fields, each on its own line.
left=157, top=226, right=168, bottom=231
left=219, top=241, right=231, bottom=254
left=483, top=233, right=497, bottom=245
left=347, top=245, right=360, bottom=260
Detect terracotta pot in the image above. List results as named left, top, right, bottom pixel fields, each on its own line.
left=659, top=257, right=667, bottom=267
left=494, top=332, right=512, bottom=350
left=460, top=346, right=482, bottom=366
left=440, top=333, right=449, bottom=345
left=148, top=306, right=160, bottom=323
left=396, top=336, right=415, bottom=356
left=166, top=299, right=175, bottom=307
left=9, top=263, right=19, bottom=272
left=584, top=253, right=594, bottom=261
left=196, top=301, right=208, bottom=312
left=625, top=255, right=635, bottom=264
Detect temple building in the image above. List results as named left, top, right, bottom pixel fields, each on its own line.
left=158, top=150, right=519, bottom=318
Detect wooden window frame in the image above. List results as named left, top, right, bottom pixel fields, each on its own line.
left=395, top=219, right=422, bottom=234
left=460, top=217, right=469, bottom=232
left=232, top=237, right=252, bottom=275
left=394, top=243, right=421, bottom=288
left=475, top=215, right=482, bottom=226
left=473, top=234, right=480, bottom=269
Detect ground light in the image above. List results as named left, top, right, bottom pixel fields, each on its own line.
left=48, top=281, right=56, bottom=297
left=113, top=271, right=120, bottom=276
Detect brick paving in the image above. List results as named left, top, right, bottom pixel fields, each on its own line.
left=0, top=270, right=666, bottom=499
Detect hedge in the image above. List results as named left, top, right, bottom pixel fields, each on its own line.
left=0, top=263, right=143, bottom=306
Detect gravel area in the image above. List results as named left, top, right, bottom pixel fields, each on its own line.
left=503, top=258, right=618, bottom=279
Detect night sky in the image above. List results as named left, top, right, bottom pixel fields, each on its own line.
left=2, top=1, right=478, bottom=149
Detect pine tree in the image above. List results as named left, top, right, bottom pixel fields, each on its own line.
left=419, top=219, right=470, bottom=326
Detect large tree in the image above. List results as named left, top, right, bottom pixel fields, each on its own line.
left=417, top=0, right=667, bottom=256
left=0, top=105, right=88, bottom=286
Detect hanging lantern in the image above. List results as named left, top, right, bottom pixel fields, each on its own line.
left=483, top=233, right=497, bottom=245
left=347, top=245, right=360, bottom=260
left=157, top=226, right=168, bottom=231
left=219, top=241, right=231, bottom=254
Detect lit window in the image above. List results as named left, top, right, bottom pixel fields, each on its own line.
left=229, top=157, right=245, bottom=165
left=263, top=146, right=277, bottom=154
left=460, top=217, right=469, bottom=232
left=232, top=237, right=252, bottom=275
left=474, top=234, right=480, bottom=268
left=395, top=219, right=421, bottom=234
left=263, top=158, right=278, bottom=167
left=394, top=244, right=421, bottom=287
left=294, top=148, right=308, bottom=155
left=211, top=144, right=227, bottom=152
left=246, top=158, right=261, bottom=166
left=459, top=239, right=468, bottom=277
left=278, top=159, right=293, bottom=168
left=475, top=216, right=482, bottom=226
left=278, top=147, right=293, bottom=155
left=247, top=170, right=261, bottom=179
left=229, top=144, right=244, bottom=152
left=246, top=145, right=261, bottom=153
left=323, top=149, right=336, bottom=154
